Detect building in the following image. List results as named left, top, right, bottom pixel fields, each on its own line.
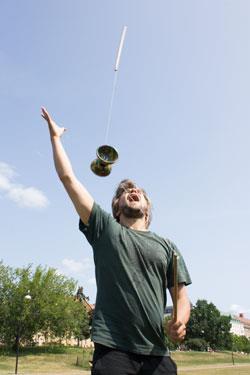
left=237, top=313, right=250, bottom=338
left=221, top=313, right=250, bottom=339
left=230, top=315, right=245, bottom=336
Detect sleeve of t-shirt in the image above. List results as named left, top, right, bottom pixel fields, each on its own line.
left=78, top=202, right=111, bottom=245
left=165, top=239, right=192, bottom=288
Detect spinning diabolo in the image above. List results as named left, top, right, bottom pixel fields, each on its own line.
left=91, top=145, right=119, bottom=176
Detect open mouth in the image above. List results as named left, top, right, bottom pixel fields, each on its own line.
left=128, top=193, right=140, bottom=202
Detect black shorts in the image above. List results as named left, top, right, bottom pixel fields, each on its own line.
left=91, top=343, right=177, bottom=375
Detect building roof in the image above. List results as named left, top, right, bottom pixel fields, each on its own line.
left=83, top=299, right=95, bottom=313
left=238, top=313, right=250, bottom=327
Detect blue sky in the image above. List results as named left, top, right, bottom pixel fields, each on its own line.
left=1, top=0, right=250, bottom=317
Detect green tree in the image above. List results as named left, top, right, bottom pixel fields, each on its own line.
left=73, top=302, right=90, bottom=345
left=0, top=261, right=90, bottom=346
left=216, top=315, right=232, bottom=350
left=232, top=334, right=250, bottom=353
left=0, top=263, right=41, bottom=373
left=29, top=266, right=86, bottom=342
left=186, top=299, right=232, bottom=350
left=0, top=263, right=15, bottom=341
left=0, top=263, right=37, bottom=346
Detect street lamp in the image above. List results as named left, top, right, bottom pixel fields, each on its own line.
left=14, top=291, right=32, bottom=375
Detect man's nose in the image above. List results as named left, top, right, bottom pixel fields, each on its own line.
left=130, top=188, right=140, bottom=194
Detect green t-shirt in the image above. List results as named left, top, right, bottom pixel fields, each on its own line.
left=79, top=202, right=192, bottom=356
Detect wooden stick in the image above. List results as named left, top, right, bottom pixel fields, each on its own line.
left=173, top=253, right=179, bottom=322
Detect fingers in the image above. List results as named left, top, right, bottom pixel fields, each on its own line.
left=41, top=107, right=47, bottom=117
left=167, top=320, right=187, bottom=342
left=176, top=324, right=186, bottom=340
left=41, top=107, right=51, bottom=122
left=40, top=107, right=67, bottom=137
left=41, top=106, right=48, bottom=115
left=170, top=330, right=186, bottom=342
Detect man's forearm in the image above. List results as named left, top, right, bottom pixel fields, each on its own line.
left=42, top=107, right=94, bottom=224
left=177, top=296, right=191, bottom=325
left=51, top=136, right=75, bottom=181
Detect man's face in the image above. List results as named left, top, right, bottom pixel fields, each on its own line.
left=117, top=187, right=148, bottom=220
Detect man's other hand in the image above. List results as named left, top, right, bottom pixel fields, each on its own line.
left=166, top=319, right=187, bottom=342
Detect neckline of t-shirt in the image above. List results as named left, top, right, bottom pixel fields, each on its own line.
left=124, top=226, right=152, bottom=235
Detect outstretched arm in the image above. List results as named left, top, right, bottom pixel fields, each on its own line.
left=41, top=107, right=94, bottom=224
left=167, top=284, right=191, bottom=342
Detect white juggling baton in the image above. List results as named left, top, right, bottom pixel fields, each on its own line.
left=114, top=26, right=128, bottom=71
left=104, top=25, right=128, bottom=144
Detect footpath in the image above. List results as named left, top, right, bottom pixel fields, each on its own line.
left=179, top=362, right=250, bottom=372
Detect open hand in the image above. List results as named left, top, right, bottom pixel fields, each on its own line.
left=41, top=107, right=67, bottom=138
left=166, top=319, right=187, bottom=342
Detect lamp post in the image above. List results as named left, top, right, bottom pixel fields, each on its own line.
left=231, top=337, right=235, bottom=366
left=14, top=291, right=32, bottom=375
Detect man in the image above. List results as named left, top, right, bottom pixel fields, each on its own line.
left=42, top=107, right=192, bottom=375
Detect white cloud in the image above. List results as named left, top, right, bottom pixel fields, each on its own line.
left=62, top=258, right=92, bottom=274
left=0, top=162, right=16, bottom=179
left=0, top=174, right=11, bottom=190
left=0, top=162, right=15, bottom=190
left=7, top=186, right=49, bottom=208
left=0, top=161, right=49, bottom=209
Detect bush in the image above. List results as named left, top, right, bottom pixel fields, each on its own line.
left=185, top=338, right=208, bottom=351
left=164, top=335, right=178, bottom=351
left=232, top=334, right=250, bottom=353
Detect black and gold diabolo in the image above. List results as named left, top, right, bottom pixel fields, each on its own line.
left=90, top=145, right=119, bottom=177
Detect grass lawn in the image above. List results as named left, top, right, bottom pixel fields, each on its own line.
left=174, top=351, right=250, bottom=375
left=172, top=350, right=250, bottom=366
left=0, top=347, right=93, bottom=373
left=0, top=348, right=249, bottom=374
